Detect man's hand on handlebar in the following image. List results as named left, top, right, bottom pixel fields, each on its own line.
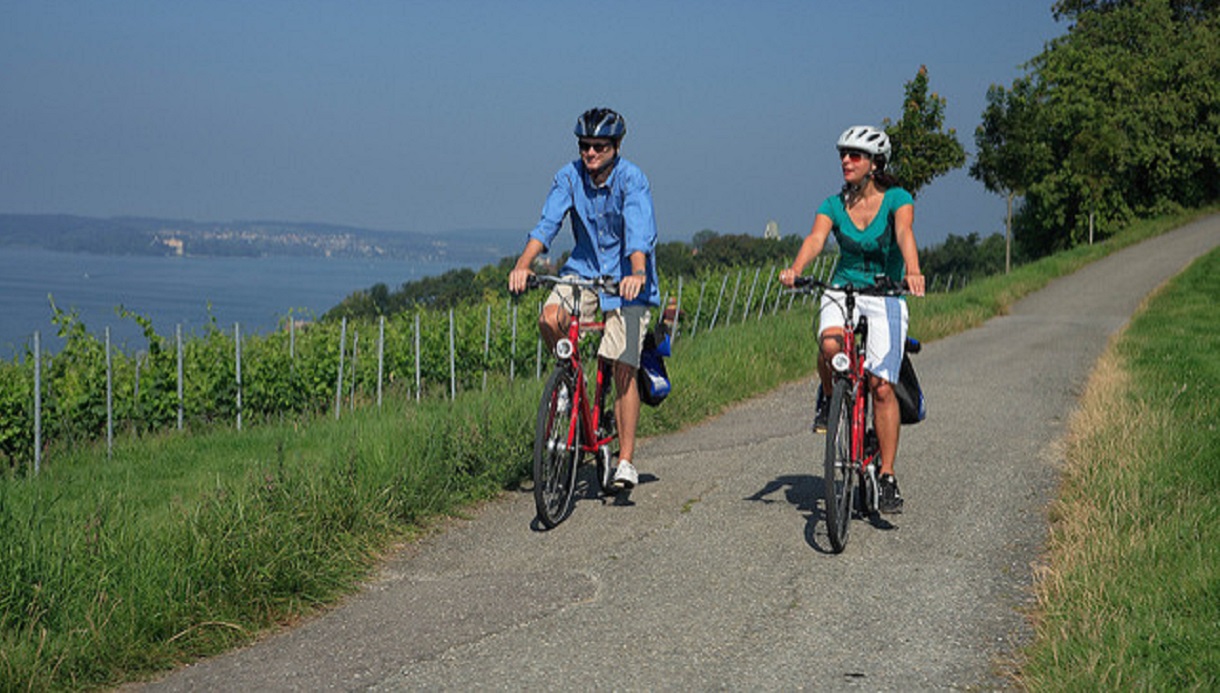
left=619, top=274, right=644, bottom=302
left=508, top=268, right=534, bottom=295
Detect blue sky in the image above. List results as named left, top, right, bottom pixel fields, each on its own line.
left=1, top=1, right=1065, bottom=248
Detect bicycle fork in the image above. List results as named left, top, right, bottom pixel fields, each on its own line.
left=852, top=380, right=882, bottom=515
left=860, top=430, right=881, bottom=513
left=555, top=360, right=615, bottom=470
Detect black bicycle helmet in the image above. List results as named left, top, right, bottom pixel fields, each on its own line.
left=574, top=108, right=626, bottom=140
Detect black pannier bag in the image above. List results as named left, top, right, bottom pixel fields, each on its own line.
left=894, top=337, right=926, bottom=425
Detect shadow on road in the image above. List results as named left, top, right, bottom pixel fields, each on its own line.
left=527, top=464, right=658, bottom=531
left=745, top=474, right=896, bottom=554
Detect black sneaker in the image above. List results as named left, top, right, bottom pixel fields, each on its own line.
left=878, top=474, right=904, bottom=514
left=812, top=387, right=830, bottom=433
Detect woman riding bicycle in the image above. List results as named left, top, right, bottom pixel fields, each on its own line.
left=779, top=125, right=925, bottom=514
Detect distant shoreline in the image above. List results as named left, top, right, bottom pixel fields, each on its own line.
left=0, top=213, right=518, bottom=264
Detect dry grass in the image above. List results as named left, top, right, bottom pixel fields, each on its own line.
left=1019, top=250, right=1220, bottom=690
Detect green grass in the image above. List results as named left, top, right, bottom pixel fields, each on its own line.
left=0, top=391, right=540, bottom=690
left=0, top=206, right=1215, bottom=690
left=1018, top=246, right=1220, bottom=691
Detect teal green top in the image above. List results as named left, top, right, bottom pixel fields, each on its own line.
left=817, top=187, right=914, bottom=288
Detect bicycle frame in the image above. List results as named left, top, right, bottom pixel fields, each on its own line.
left=555, top=294, right=615, bottom=460
left=794, top=277, right=901, bottom=515
left=830, top=292, right=880, bottom=500
left=537, top=275, right=618, bottom=460
left=525, top=274, right=623, bottom=528
left=792, top=275, right=911, bottom=550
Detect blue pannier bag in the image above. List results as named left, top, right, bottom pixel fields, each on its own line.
left=637, top=330, right=671, bottom=407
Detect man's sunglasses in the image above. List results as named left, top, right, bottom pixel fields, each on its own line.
left=578, top=140, right=614, bottom=153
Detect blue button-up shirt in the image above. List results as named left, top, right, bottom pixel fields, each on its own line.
left=528, top=156, right=660, bottom=311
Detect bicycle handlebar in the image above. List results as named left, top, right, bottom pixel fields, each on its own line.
left=790, top=275, right=909, bottom=297
left=522, top=274, right=621, bottom=296
left=792, top=276, right=922, bottom=353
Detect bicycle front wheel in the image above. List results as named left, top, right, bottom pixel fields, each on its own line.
left=534, top=367, right=581, bottom=528
left=823, top=379, right=855, bottom=553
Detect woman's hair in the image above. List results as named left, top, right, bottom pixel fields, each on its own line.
left=872, top=163, right=901, bottom=190
left=842, top=155, right=901, bottom=198
left=844, top=153, right=902, bottom=204
left=871, top=150, right=901, bottom=189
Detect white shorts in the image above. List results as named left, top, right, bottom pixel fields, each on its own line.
left=818, top=291, right=908, bottom=384
left=545, top=282, right=651, bottom=369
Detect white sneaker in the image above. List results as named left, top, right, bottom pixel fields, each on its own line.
left=613, top=460, right=638, bottom=490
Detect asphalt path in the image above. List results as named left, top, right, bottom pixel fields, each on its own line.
left=141, top=217, right=1219, bottom=691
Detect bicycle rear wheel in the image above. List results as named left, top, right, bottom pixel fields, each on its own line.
left=534, top=367, right=581, bottom=528
left=823, top=379, right=855, bottom=552
left=595, top=366, right=620, bottom=497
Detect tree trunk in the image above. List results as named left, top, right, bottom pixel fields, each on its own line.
left=1005, top=191, right=1014, bottom=274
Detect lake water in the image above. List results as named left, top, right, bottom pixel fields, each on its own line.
left=0, top=248, right=476, bottom=355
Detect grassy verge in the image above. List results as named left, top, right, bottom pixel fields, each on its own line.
left=1018, top=246, right=1220, bottom=689
left=0, top=388, right=541, bottom=690
left=0, top=207, right=1214, bottom=690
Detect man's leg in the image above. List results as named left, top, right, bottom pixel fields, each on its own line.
left=614, top=359, right=640, bottom=463
left=538, top=304, right=567, bottom=349
left=603, top=304, right=648, bottom=490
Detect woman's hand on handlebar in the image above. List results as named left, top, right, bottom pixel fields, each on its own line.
left=904, top=273, right=926, bottom=297
left=779, top=267, right=799, bottom=288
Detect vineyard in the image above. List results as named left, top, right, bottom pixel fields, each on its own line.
left=0, top=253, right=971, bottom=473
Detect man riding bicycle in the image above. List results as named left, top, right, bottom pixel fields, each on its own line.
left=780, top=125, right=925, bottom=514
left=508, top=107, right=659, bottom=491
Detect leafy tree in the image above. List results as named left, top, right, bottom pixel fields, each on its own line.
left=368, top=283, right=390, bottom=315
left=1052, top=0, right=1220, bottom=21
left=691, top=229, right=718, bottom=250
left=696, top=233, right=801, bottom=271
left=697, top=234, right=755, bottom=269
left=920, top=232, right=1009, bottom=283
left=971, top=77, right=1050, bottom=272
left=1015, top=0, right=1220, bottom=253
left=656, top=240, right=697, bottom=277
left=882, top=65, right=967, bottom=198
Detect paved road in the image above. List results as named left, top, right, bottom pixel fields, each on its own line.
left=143, top=218, right=1218, bottom=691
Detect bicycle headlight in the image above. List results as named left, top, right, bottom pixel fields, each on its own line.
left=831, top=352, right=851, bottom=373
left=555, top=338, right=574, bottom=359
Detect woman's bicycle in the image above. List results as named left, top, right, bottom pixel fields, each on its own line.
left=522, top=274, right=622, bottom=529
left=791, top=276, right=918, bottom=553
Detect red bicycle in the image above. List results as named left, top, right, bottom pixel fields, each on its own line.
left=523, top=275, right=621, bottom=529
left=792, top=276, right=917, bottom=552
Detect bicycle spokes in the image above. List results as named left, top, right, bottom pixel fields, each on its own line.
left=823, top=381, right=854, bottom=553
left=534, top=369, right=580, bottom=528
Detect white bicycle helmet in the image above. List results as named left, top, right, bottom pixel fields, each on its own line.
left=836, top=125, right=891, bottom=162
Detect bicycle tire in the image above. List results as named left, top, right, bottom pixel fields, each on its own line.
left=534, top=367, right=581, bottom=528
left=823, top=379, right=855, bottom=552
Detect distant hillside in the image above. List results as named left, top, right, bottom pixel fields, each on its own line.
left=0, top=214, right=521, bottom=265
